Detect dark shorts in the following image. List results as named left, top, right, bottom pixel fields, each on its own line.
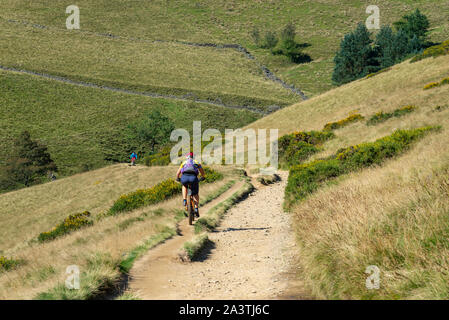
left=181, top=173, right=199, bottom=196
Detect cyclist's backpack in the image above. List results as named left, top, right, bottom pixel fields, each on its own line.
left=182, top=158, right=199, bottom=175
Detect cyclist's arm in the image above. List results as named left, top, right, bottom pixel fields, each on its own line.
left=176, top=167, right=182, bottom=179
left=199, top=166, right=205, bottom=177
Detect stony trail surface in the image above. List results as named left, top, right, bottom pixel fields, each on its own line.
left=127, top=171, right=306, bottom=299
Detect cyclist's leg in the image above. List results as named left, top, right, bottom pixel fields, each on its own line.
left=180, top=175, right=189, bottom=208
left=191, top=176, right=200, bottom=216
left=193, top=194, right=199, bottom=207
left=182, top=185, right=187, bottom=201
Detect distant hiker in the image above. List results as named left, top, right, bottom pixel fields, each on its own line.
left=130, top=152, right=137, bottom=166
left=48, top=171, right=56, bottom=181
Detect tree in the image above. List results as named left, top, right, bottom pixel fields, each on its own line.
left=272, top=22, right=311, bottom=63
left=332, top=23, right=378, bottom=85
left=5, top=131, right=57, bottom=187
left=279, top=22, right=300, bottom=62
left=408, top=34, right=423, bottom=54
left=375, top=21, right=426, bottom=69
left=374, top=25, right=396, bottom=68
left=393, top=29, right=413, bottom=60
left=393, top=9, right=430, bottom=42
left=127, top=110, right=175, bottom=154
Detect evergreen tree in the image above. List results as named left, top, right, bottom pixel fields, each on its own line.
left=5, top=131, right=57, bottom=187
left=393, top=9, right=430, bottom=42
left=393, top=29, right=412, bottom=61
left=374, top=25, right=396, bottom=68
left=332, top=23, right=378, bottom=85
left=408, top=34, right=424, bottom=54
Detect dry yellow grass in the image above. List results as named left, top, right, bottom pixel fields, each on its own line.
left=246, top=54, right=449, bottom=136
left=242, top=53, right=449, bottom=299
left=0, top=163, right=239, bottom=299
left=292, top=128, right=449, bottom=299
left=0, top=164, right=174, bottom=252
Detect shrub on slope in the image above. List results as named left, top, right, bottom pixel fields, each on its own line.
left=278, top=130, right=334, bottom=167
left=109, top=167, right=222, bottom=214
left=285, top=126, right=439, bottom=209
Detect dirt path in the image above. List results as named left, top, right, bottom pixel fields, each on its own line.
left=127, top=171, right=304, bottom=299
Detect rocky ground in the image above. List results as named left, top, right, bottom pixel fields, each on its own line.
left=127, top=171, right=306, bottom=299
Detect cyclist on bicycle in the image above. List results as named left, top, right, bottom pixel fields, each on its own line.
left=130, top=152, right=137, bottom=166
left=176, top=152, right=205, bottom=217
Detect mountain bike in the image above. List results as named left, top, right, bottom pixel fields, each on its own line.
left=178, top=176, right=205, bottom=225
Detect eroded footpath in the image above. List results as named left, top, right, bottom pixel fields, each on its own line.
left=127, top=171, right=306, bottom=299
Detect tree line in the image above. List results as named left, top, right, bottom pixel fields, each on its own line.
left=333, top=9, right=431, bottom=85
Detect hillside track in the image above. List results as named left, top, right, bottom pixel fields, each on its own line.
left=1, top=17, right=308, bottom=104
left=0, top=65, right=267, bottom=115
left=127, top=171, right=307, bottom=299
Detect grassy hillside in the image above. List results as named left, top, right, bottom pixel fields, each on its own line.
left=0, top=70, right=260, bottom=175
left=246, top=53, right=449, bottom=298
left=0, top=163, right=240, bottom=299
left=1, top=0, right=448, bottom=96
left=0, top=19, right=298, bottom=109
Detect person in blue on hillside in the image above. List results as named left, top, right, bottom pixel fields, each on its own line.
left=176, top=152, right=206, bottom=217
left=130, top=152, right=137, bottom=166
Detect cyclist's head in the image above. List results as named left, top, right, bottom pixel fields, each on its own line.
left=186, top=152, right=194, bottom=159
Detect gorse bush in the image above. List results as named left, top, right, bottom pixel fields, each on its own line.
left=38, top=211, right=93, bottom=242
left=366, top=105, right=416, bottom=125
left=202, top=166, right=223, bottom=183
left=423, top=77, right=449, bottom=90
left=0, top=256, right=20, bottom=272
left=144, top=154, right=170, bottom=166
left=109, top=167, right=222, bottom=214
left=109, top=179, right=181, bottom=215
left=365, top=67, right=391, bottom=79
left=285, top=126, right=439, bottom=209
left=323, top=113, right=364, bottom=131
left=424, top=82, right=440, bottom=90
left=279, top=130, right=335, bottom=167
left=411, top=39, right=449, bottom=62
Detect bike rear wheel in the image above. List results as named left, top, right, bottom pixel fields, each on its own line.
left=187, top=193, right=194, bottom=225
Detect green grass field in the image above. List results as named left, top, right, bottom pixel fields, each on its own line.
left=0, top=19, right=299, bottom=109
left=1, top=0, right=448, bottom=97
left=0, top=70, right=260, bottom=175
